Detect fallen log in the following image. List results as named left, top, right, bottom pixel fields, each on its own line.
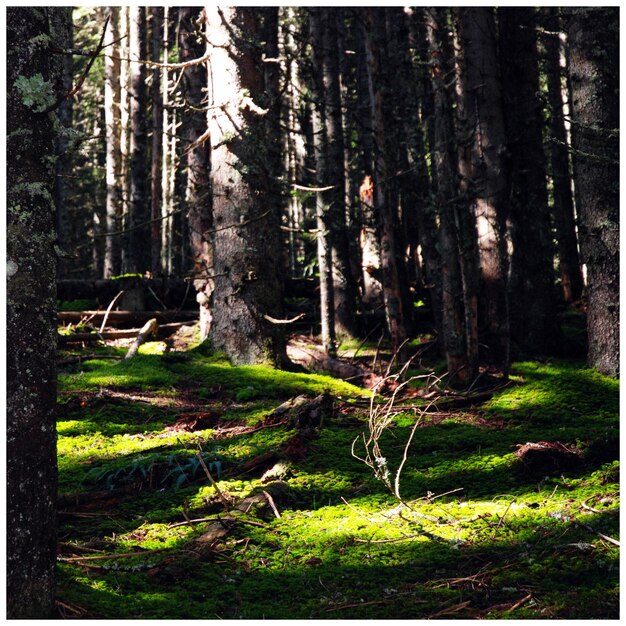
left=286, top=342, right=385, bottom=389
left=287, top=344, right=365, bottom=383
left=58, top=321, right=194, bottom=345
left=58, top=310, right=199, bottom=325
left=57, top=277, right=195, bottom=309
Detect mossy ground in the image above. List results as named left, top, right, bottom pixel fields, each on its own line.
left=56, top=341, right=619, bottom=619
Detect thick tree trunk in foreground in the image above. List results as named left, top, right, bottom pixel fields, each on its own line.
left=568, top=8, right=619, bottom=377
left=7, top=7, right=69, bottom=617
left=205, top=7, right=288, bottom=367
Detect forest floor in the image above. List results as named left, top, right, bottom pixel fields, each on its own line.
left=55, top=326, right=619, bottom=619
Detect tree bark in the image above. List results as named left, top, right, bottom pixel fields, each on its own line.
left=150, top=7, right=163, bottom=275
left=543, top=8, right=583, bottom=304
left=53, top=12, right=74, bottom=279
left=362, top=8, right=410, bottom=357
left=205, top=6, right=289, bottom=367
left=103, top=6, right=122, bottom=278
left=179, top=7, right=213, bottom=339
left=126, top=6, right=149, bottom=273
left=309, top=9, right=338, bottom=356
left=317, top=8, right=359, bottom=338
left=456, top=8, right=510, bottom=371
left=426, top=8, right=478, bottom=386
left=567, top=8, right=619, bottom=377
left=7, top=7, right=70, bottom=617
left=499, top=7, right=556, bottom=355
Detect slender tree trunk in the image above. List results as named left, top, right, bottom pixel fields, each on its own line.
left=410, top=9, right=444, bottom=341
left=103, top=7, right=122, bottom=278
left=320, top=9, right=358, bottom=338
left=567, top=8, right=619, bottom=377
left=205, top=6, right=289, bottom=367
left=354, top=22, right=383, bottom=311
left=362, top=8, right=409, bottom=356
left=150, top=7, right=163, bottom=275
left=456, top=7, right=510, bottom=372
left=499, top=7, right=556, bottom=356
left=543, top=8, right=583, bottom=304
left=281, top=8, right=306, bottom=278
left=7, top=7, right=70, bottom=617
left=126, top=6, right=149, bottom=273
left=309, top=8, right=338, bottom=355
left=119, top=6, right=131, bottom=272
left=180, top=7, right=212, bottom=339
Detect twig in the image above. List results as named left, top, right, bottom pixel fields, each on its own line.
left=58, top=548, right=168, bottom=563
left=99, top=290, right=124, bottom=333
left=573, top=520, right=620, bottom=547
left=196, top=448, right=231, bottom=511
left=353, top=532, right=429, bottom=544
left=340, top=497, right=376, bottom=523
left=168, top=517, right=222, bottom=529
left=292, top=183, right=335, bottom=193
left=42, top=16, right=110, bottom=113
left=263, top=313, right=305, bottom=325
left=262, top=490, right=281, bottom=519
left=492, top=499, right=515, bottom=540
left=425, top=600, right=471, bottom=619
left=506, top=593, right=533, bottom=613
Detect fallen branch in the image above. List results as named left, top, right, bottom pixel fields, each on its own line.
left=58, top=310, right=198, bottom=324
left=425, top=600, right=472, bottom=619
left=58, top=547, right=168, bottom=563
left=196, top=449, right=231, bottom=511
left=58, top=321, right=195, bottom=345
left=262, top=490, right=281, bottom=519
left=124, top=318, right=158, bottom=360
left=573, top=520, right=620, bottom=547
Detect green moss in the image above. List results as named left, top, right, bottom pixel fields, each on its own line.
left=56, top=357, right=619, bottom=619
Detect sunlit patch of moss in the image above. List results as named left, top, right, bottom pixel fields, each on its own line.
left=55, top=356, right=619, bottom=619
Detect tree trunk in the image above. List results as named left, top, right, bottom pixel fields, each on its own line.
left=179, top=7, right=213, bottom=339
left=205, top=6, right=289, bottom=367
left=126, top=6, right=149, bottom=273
left=543, top=8, right=583, bottom=304
left=103, top=6, right=122, bottom=278
left=7, top=7, right=70, bottom=617
left=362, top=8, right=409, bottom=357
left=150, top=7, right=163, bottom=275
left=456, top=8, right=510, bottom=371
left=318, top=8, right=358, bottom=339
left=119, top=6, right=131, bottom=272
left=54, top=12, right=74, bottom=279
left=309, top=9, right=338, bottom=356
left=567, top=8, right=619, bottom=377
left=499, top=7, right=556, bottom=355
left=426, top=8, right=478, bottom=386
left=354, top=23, right=383, bottom=312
